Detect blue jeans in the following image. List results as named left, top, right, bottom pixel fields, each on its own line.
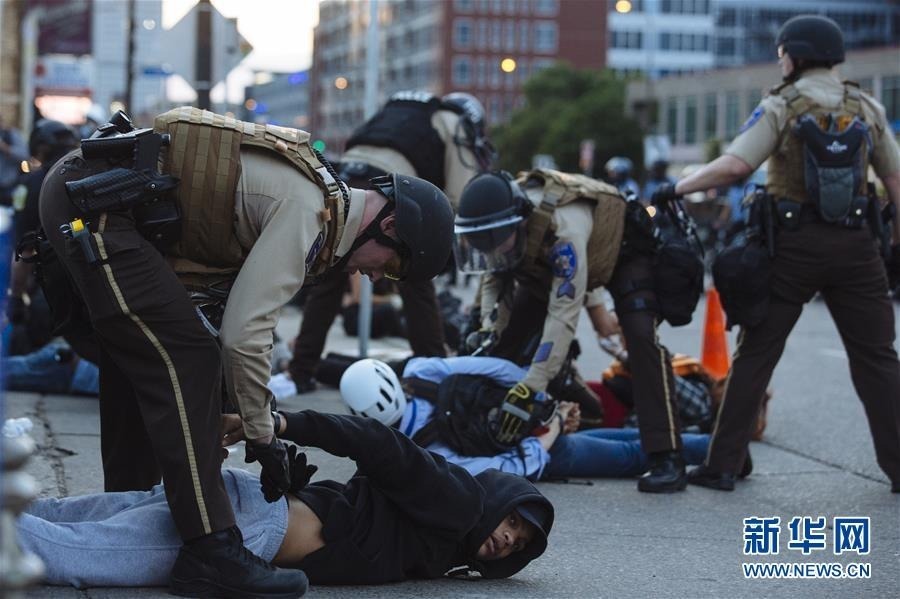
left=3, top=344, right=99, bottom=395
left=543, top=428, right=709, bottom=479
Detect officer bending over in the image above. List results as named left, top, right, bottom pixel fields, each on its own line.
left=38, top=107, right=454, bottom=596
left=289, top=90, right=494, bottom=392
left=455, top=169, right=693, bottom=493
left=653, top=15, right=900, bottom=491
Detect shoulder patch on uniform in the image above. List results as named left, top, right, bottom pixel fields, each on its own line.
left=533, top=342, right=553, bottom=364
left=739, top=106, right=765, bottom=134
left=305, top=231, right=325, bottom=272
left=550, top=241, right=577, bottom=299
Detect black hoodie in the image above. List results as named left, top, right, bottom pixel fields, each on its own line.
left=280, top=410, right=553, bottom=584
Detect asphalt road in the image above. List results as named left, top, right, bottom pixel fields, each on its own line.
left=8, top=288, right=900, bottom=598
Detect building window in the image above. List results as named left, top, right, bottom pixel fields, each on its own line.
left=725, top=91, right=740, bottom=139
left=505, top=0, right=517, bottom=14
left=747, top=89, right=761, bottom=113
left=883, top=76, right=900, bottom=128
left=453, top=56, right=472, bottom=86
left=454, top=19, right=473, bottom=49
left=704, top=93, right=717, bottom=140
left=454, top=0, right=474, bottom=12
left=685, top=96, right=697, bottom=145
left=666, top=98, right=678, bottom=144
left=534, top=21, right=558, bottom=53
left=491, top=21, right=503, bottom=50
left=477, top=57, right=488, bottom=87
left=504, top=20, right=515, bottom=50
left=477, top=20, right=488, bottom=49
left=613, top=31, right=643, bottom=49
left=534, top=0, right=558, bottom=16
left=519, top=21, right=530, bottom=52
left=716, top=37, right=735, bottom=57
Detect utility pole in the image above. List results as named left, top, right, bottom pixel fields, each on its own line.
left=357, top=0, right=380, bottom=358
left=125, top=0, right=136, bottom=114
left=195, top=0, right=212, bottom=110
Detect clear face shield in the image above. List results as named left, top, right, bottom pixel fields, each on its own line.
left=453, top=216, right=526, bottom=274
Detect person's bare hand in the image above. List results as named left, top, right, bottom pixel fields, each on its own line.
left=221, top=413, right=245, bottom=447
left=560, top=401, right=581, bottom=434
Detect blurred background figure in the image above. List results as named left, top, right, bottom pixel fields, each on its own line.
left=0, top=116, right=29, bottom=206
left=604, top=156, right=640, bottom=198
left=641, top=160, right=675, bottom=203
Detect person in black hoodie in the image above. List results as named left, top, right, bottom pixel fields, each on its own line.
left=16, top=410, right=553, bottom=591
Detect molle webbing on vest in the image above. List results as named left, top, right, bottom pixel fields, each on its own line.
left=518, top=168, right=627, bottom=291
left=766, top=81, right=868, bottom=204
left=154, top=107, right=345, bottom=276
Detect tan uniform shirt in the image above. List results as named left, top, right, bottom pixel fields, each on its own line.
left=480, top=191, right=596, bottom=392
left=220, top=149, right=364, bottom=439
left=340, top=109, right=480, bottom=208
left=726, top=68, right=900, bottom=177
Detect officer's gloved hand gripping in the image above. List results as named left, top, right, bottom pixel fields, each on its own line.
left=245, top=437, right=292, bottom=503
left=650, top=182, right=680, bottom=205
left=495, top=383, right=543, bottom=444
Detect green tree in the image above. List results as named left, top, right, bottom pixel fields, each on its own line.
left=492, top=64, right=644, bottom=178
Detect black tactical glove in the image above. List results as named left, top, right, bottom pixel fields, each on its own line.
left=651, top=182, right=680, bottom=206
left=261, top=444, right=318, bottom=499
left=889, top=243, right=900, bottom=292
left=5, top=295, right=26, bottom=325
left=465, top=327, right=496, bottom=355
left=494, top=382, right=541, bottom=445
left=245, top=436, right=291, bottom=503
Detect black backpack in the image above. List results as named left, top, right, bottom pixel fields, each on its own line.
left=653, top=202, right=704, bottom=326
left=713, top=230, right=771, bottom=330
left=405, top=374, right=530, bottom=457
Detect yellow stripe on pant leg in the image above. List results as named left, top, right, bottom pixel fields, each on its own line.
left=654, top=317, right=678, bottom=449
left=93, top=233, right=212, bottom=535
left=705, top=327, right=745, bottom=465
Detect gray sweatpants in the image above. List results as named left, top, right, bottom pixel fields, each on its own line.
left=16, top=468, right=288, bottom=588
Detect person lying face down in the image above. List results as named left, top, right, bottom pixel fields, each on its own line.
left=17, top=411, right=553, bottom=590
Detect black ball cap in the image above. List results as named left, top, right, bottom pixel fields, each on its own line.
left=776, top=15, right=845, bottom=65
left=387, top=174, right=454, bottom=281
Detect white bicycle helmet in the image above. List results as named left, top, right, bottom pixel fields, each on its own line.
left=339, top=359, right=407, bottom=425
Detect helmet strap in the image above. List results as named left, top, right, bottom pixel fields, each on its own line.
left=332, top=201, right=404, bottom=271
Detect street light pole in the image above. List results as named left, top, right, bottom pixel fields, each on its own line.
left=125, top=0, right=136, bottom=113
left=357, top=0, right=380, bottom=358
left=195, top=0, right=212, bottom=110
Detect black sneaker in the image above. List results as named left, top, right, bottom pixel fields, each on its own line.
left=687, top=464, right=736, bottom=491
left=637, top=451, right=687, bottom=493
left=171, top=526, right=308, bottom=598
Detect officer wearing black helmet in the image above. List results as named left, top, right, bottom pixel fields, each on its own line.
left=288, top=90, right=495, bottom=392
left=456, top=168, right=693, bottom=493
left=37, top=106, right=453, bottom=597
left=654, top=15, right=900, bottom=492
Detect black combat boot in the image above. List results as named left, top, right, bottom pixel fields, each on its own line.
left=686, top=464, right=736, bottom=491
left=637, top=451, right=687, bottom=493
left=170, top=526, right=308, bottom=598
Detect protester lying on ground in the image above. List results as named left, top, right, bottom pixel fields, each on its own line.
left=18, top=410, right=553, bottom=589
left=340, top=356, right=717, bottom=481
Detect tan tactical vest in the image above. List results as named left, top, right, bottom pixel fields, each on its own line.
left=766, top=81, right=870, bottom=203
left=153, top=107, right=346, bottom=284
left=517, top=168, right=626, bottom=294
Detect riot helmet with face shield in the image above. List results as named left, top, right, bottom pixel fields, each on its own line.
left=442, top=92, right=497, bottom=172
left=454, top=171, right=532, bottom=273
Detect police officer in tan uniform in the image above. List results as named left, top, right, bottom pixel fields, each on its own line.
left=288, top=91, right=493, bottom=392
left=653, top=15, right=900, bottom=492
left=38, top=107, right=454, bottom=596
left=455, top=169, right=690, bottom=493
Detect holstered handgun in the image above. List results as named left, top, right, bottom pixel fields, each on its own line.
left=748, top=187, right=776, bottom=258
left=866, top=182, right=894, bottom=259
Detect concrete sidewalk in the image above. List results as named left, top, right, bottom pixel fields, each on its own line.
left=9, top=294, right=900, bottom=598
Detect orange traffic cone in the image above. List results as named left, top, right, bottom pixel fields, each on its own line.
left=701, top=287, right=730, bottom=380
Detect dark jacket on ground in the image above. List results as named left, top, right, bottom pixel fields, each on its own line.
left=281, top=411, right=553, bottom=584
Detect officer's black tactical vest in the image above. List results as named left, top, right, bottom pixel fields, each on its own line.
left=405, top=374, right=524, bottom=457
left=345, top=93, right=447, bottom=189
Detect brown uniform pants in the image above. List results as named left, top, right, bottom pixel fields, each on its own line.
left=289, top=267, right=446, bottom=380
left=608, top=252, right=682, bottom=454
left=39, top=157, right=234, bottom=541
left=705, top=222, right=900, bottom=484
